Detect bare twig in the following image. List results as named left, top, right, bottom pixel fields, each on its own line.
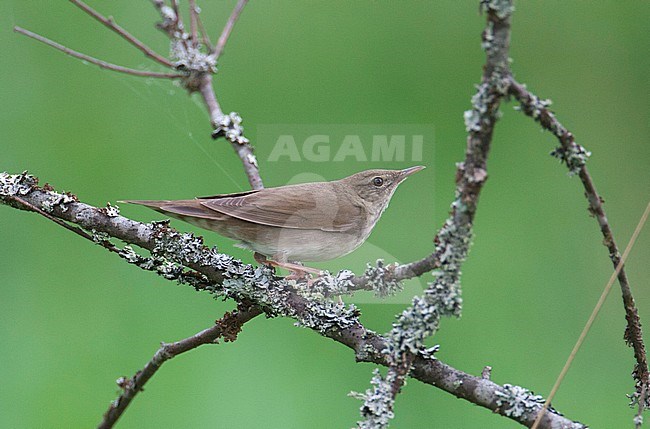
left=195, top=7, right=213, bottom=50
left=10, top=195, right=120, bottom=254
left=69, top=0, right=173, bottom=67
left=98, top=304, right=262, bottom=429
left=14, top=26, right=183, bottom=79
left=531, top=202, right=650, bottom=429
left=212, top=0, right=249, bottom=59
left=170, top=0, right=182, bottom=27
left=509, top=78, right=650, bottom=412
left=188, top=0, right=199, bottom=43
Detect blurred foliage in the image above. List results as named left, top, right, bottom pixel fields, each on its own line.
left=1, top=1, right=649, bottom=428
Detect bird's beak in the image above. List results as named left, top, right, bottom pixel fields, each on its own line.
left=398, top=165, right=425, bottom=181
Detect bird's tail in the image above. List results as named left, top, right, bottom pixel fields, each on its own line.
left=119, top=199, right=223, bottom=221
left=118, top=199, right=171, bottom=210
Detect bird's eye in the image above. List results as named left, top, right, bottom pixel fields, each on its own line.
left=372, top=177, right=384, bottom=187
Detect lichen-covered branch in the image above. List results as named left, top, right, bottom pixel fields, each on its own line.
left=390, top=0, right=512, bottom=353
left=0, top=172, right=585, bottom=429
left=508, top=78, right=650, bottom=411
left=350, top=4, right=514, bottom=424
left=149, top=0, right=263, bottom=190
left=98, top=303, right=261, bottom=429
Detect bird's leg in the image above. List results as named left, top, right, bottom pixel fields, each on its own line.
left=253, top=253, right=341, bottom=301
left=253, top=252, right=322, bottom=279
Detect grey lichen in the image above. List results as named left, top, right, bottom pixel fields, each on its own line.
left=117, top=244, right=182, bottom=280
left=350, top=369, right=395, bottom=429
left=310, top=270, right=356, bottom=297
left=152, top=228, right=208, bottom=265
left=550, top=144, right=591, bottom=176
left=0, top=171, right=38, bottom=196
left=495, top=384, right=544, bottom=418
left=99, top=202, right=120, bottom=217
left=481, top=21, right=495, bottom=53
left=212, top=112, right=249, bottom=145
left=91, top=229, right=112, bottom=245
left=418, top=345, right=440, bottom=360
left=387, top=295, right=441, bottom=358
left=464, top=72, right=509, bottom=133
left=364, top=260, right=404, bottom=298
left=464, top=82, right=488, bottom=132
left=480, top=0, right=515, bottom=20
left=42, top=192, right=76, bottom=213
left=172, top=39, right=216, bottom=73
left=246, top=153, right=258, bottom=168
left=153, top=0, right=177, bottom=32
left=296, top=300, right=360, bottom=334
left=155, top=9, right=217, bottom=93
left=386, top=217, right=471, bottom=359
left=627, top=382, right=650, bottom=409
left=512, top=89, right=552, bottom=121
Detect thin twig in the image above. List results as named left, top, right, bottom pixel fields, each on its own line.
left=10, top=195, right=120, bottom=254
left=170, top=0, right=182, bottom=27
left=14, top=26, right=184, bottom=79
left=348, top=248, right=442, bottom=293
left=212, top=0, right=249, bottom=59
left=195, top=9, right=213, bottom=50
left=188, top=0, right=199, bottom=43
left=69, top=0, right=173, bottom=67
left=98, top=304, right=262, bottom=429
left=509, top=78, right=650, bottom=412
left=531, top=201, right=650, bottom=429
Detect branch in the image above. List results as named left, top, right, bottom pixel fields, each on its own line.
left=508, top=78, right=650, bottom=411
left=13, top=26, right=183, bottom=79
left=201, top=76, right=264, bottom=190
left=0, top=173, right=586, bottom=429
left=69, top=0, right=173, bottom=68
left=148, top=1, right=263, bottom=190
left=188, top=0, right=199, bottom=43
left=351, top=4, right=515, bottom=425
left=98, top=303, right=262, bottom=429
left=193, top=1, right=214, bottom=50
left=212, top=0, right=249, bottom=60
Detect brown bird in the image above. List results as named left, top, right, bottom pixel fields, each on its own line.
left=122, top=166, right=424, bottom=275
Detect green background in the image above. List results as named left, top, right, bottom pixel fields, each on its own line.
left=2, top=1, right=649, bottom=428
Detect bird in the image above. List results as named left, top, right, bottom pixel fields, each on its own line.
left=122, top=166, right=424, bottom=275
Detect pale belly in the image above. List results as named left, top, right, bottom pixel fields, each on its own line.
left=177, top=214, right=367, bottom=262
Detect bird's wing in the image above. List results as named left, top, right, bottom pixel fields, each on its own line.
left=198, top=184, right=362, bottom=232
